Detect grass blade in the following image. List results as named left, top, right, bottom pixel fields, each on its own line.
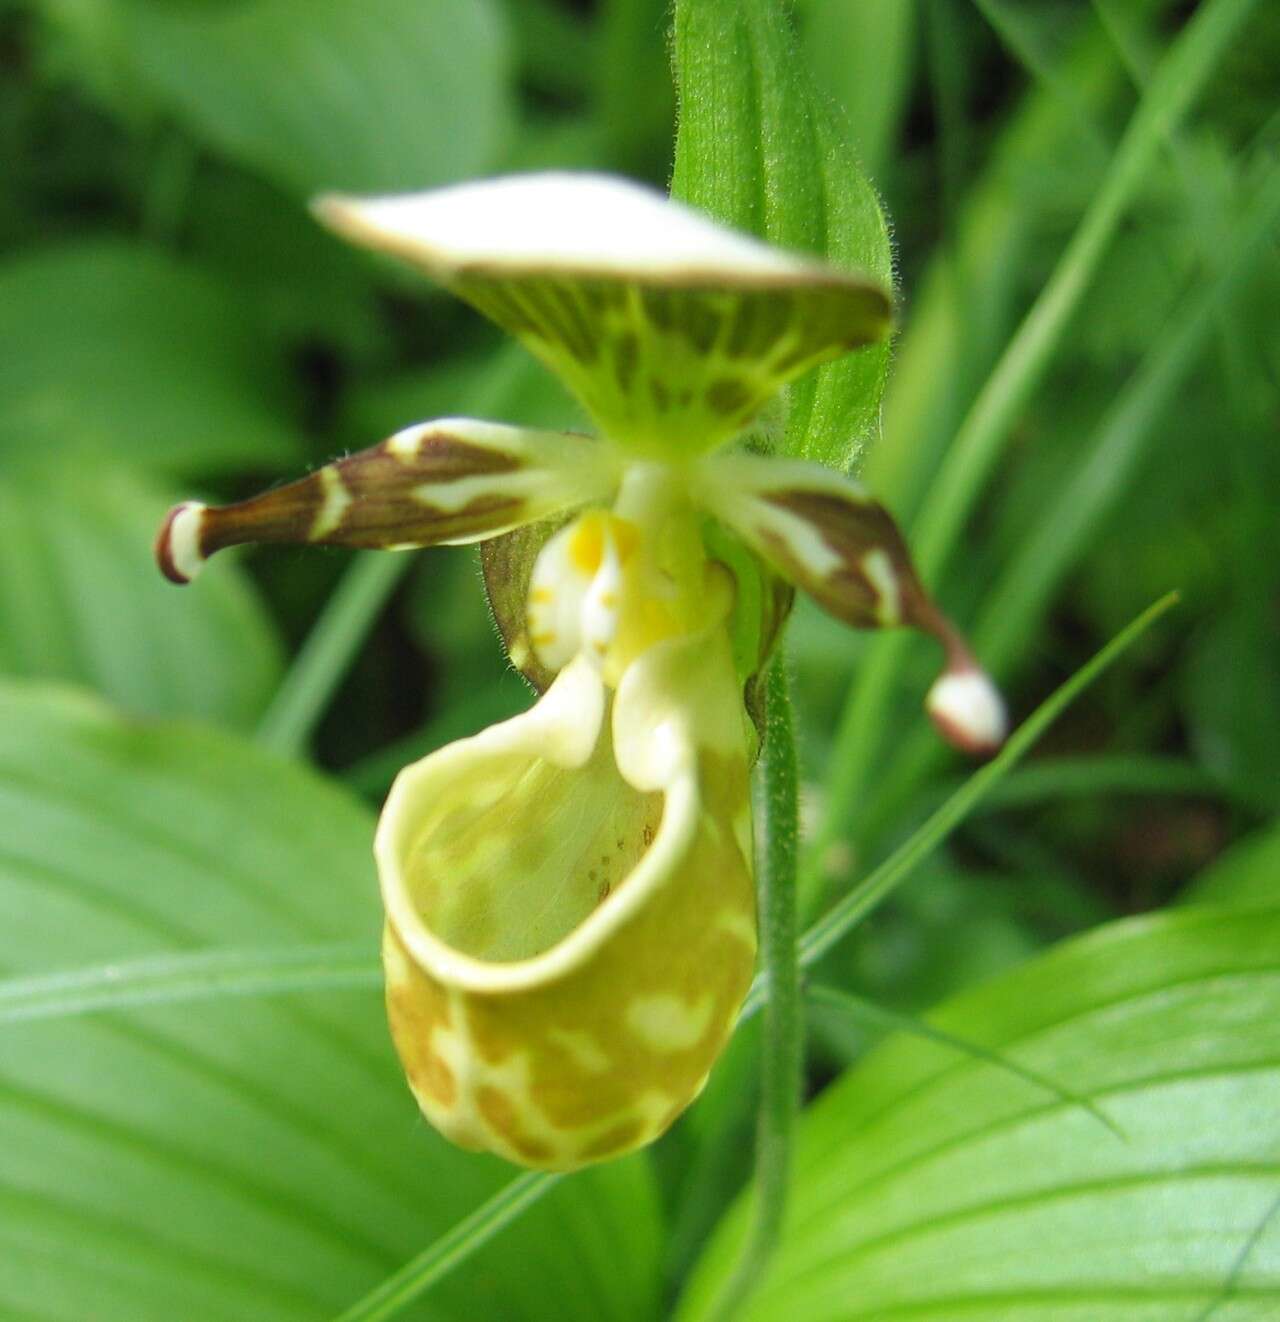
left=792, top=594, right=1178, bottom=981
left=0, top=944, right=378, bottom=1024
left=331, top=1172, right=561, bottom=1322
left=257, top=551, right=411, bottom=756
left=806, top=983, right=1124, bottom=1140
left=811, top=0, right=1261, bottom=875
left=833, top=157, right=1280, bottom=850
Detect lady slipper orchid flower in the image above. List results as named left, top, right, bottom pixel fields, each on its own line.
left=155, top=173, right=1006, bottom=1171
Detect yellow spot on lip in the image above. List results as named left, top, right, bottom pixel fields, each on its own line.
left=626, top=993, right=714, bottom=1052
left=530, top=587, right=554, bottom=604
left=547, top=1028, right=612, bottom=1074
left=531, top=632, right=556, bottom=647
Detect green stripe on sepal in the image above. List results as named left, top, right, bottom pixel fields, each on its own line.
left=315, top=174, right=890, bottom=459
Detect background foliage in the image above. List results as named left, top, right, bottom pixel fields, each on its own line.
left=0, top=0, right=1277, bottom=1318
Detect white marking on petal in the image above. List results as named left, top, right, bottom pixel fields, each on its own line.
left=926, top=669, right=1009, bottom=755
left=528, top=522, right=589, bottom=671
left=626, top=993, right=714, bottom=1052
left=412, top=470, right=537, bottom=513
left=315, top=173, right=846, bottom=286
left=164, top=501, right=207, bottom=583
left=386, top=427, right=423, bottom=461
left=310, top=465, right=352, bottom=540
left=861, top=547, right=901, bottom=625
left=749, top=500, right=842, bottom=579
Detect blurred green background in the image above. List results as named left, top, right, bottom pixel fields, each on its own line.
left=1, top=0, right=1278, bottom=1318
left=4, top=0, right=1275, bottom=985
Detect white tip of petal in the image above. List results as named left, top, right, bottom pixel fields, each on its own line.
left=313, top=172, right=836, bottom=285
left=926, top=668, right=1008, bottom=756
left=155, top=501, right=208, bottom=585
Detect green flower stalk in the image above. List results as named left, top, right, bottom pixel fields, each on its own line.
left=156, top=173, right=1005, bottom=1171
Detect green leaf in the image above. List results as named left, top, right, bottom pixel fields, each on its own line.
left=0, top=683, right=663, bottom=1321
left=1182, top=604, right=1280, bottom=813
left=596, top=0, right=677, bottom=175
left=0, top=944, right=377, bottom=1025
left=840, top=157, right=1280, bottom=849
left=680, top=903, right=1280, bottom=1320
left=670, top=0, right=894, bottom=471
left=1181, top=822, right=1280, bottom=911
left=123, top=0, right=514, bottom=196
left=0, top=461, right=283, bottom=728
left=332, top=1171, right=563, bottom=1322
left=796, top=0, right=917, bottom=178
left=184, top=167, right=388, bottom=357
left=343, top=341, right=587, bottom=444
left=0, top=241, right=302, bottom=477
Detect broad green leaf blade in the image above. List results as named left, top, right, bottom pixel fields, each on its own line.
left=0, top=242, right=302, bottom=477
left=185, top=168, right=388, bottom=357
left=680, top=904, right=1280, bottom=1320
left=1180, top=822, right=1280, bottom=911
left=671, top=0, right=894, bottom=470
left=0, top=684, right=662, bottom=1322
left=0, top=461, right=283, bottom=728
left=0, top=945, right=377, bottom=1025
left=123, top=0, right=514, bottom=197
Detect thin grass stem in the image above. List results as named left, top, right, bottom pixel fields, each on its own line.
left=791, top=594, right=1178, bottom=986
left=257, top=551, right=411, bottom=756
left=331, top=1171, right=559, bottom=1322
left=806, top=983, right=1124, bottom=1140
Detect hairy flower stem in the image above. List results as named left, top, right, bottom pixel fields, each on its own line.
left=706, top=656, right=801, bottom=1322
